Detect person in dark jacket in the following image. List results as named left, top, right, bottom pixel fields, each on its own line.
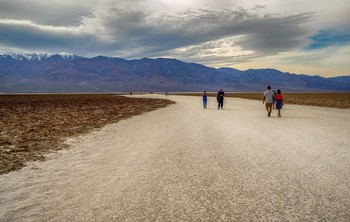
left=202, top=91, right=208, bottom=109
left=217, top=88, right=225, bottom=109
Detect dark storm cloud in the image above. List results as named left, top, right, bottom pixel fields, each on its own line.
left=0, top=20, right=106, bottom=55
left=0, top=0, right=93, bottom=26
left=0, top=1, right=314, bottom=60
left=235, top=13, right=314, bottom=54
left=91, top=7, right=314, bottom=58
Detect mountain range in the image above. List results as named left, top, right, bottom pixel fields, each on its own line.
left=0, top=52, right=349, bottom=92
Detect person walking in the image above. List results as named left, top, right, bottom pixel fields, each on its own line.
left=272, top=90, right=276, bottom=109
left=263, top=86, right=274, bottom=117
left=275, top=89, right=284, bottom=117
left=202, top=91, right=208, bottom=109
left=217, top=88, right=225, bottom=109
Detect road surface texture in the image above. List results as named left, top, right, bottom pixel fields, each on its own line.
left=1, top=95, right=349, bottom=221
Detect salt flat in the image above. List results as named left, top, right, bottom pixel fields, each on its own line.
left=1, top=95, right=349, bottom=221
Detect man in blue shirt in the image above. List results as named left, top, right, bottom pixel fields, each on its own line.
left=217, top=88, right=225, bottom=109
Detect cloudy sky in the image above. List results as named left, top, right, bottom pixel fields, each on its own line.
left=0, top=0, right=349, bottom=77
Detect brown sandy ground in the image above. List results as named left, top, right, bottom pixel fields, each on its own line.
left=0, top=94, right=174, bottom=174
left=176, top=93, right=350, bottom=109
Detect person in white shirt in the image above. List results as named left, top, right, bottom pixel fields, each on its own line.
left=263, top=86, right=275, bottom=117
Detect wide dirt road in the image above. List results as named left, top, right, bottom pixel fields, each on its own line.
left=1, top=95, right=350, bottom=221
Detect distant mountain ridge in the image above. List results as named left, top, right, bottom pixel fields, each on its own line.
left=0, top=52, right=349, bottom=92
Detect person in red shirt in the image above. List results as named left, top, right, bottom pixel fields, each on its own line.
left=275, top=89, right=284, bottom=117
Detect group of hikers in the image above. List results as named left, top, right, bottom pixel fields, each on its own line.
left=202, top=86, right=284, bottom=117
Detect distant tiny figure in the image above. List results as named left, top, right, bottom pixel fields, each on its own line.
left=263, top=86, right=274, bottom=117
left=130, top=92, right=133, bottom=95
left=202, top=91, right=208, bottom=108
left=275, top=89, right=284, bottom=117
left=165, top=92, right=168, bottom=96
left=217, top=88, right=225, bottom=109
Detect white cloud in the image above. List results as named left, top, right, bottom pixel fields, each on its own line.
left=0, top=19, right=78, bottom=32
left=162, top=36, right=255, bottom=65
left=233, top=45, right=350, bottom=76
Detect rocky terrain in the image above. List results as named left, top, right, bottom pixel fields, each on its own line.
left=0, top=94, right=174, bottom=174
left=1, top=95, right=349, bottom=221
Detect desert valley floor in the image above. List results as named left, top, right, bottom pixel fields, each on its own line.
left=1, top=95, right=349, bottom=221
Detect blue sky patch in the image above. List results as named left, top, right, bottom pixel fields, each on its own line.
left=306, top=28, right=350, bottom=50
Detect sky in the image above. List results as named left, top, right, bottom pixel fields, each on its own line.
left=0, top=0, right=349, bottom=77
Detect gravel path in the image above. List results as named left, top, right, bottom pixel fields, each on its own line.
left=1, top=95, right=350, bottom=221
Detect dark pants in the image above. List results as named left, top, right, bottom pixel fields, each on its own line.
left=218, top=98, right=224, bottom=108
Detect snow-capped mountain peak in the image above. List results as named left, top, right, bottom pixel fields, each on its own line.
left=0, top=51, right=78, bottom=61
left=56, top=52, right=77, bottom=60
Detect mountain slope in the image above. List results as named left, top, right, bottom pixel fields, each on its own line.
left=231, top=68, right=350, bottom=92
left=0, top=52, right=349, bottom=92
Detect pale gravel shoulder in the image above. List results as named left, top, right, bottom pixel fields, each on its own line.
left=1, top=95, right=349, bottom=221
